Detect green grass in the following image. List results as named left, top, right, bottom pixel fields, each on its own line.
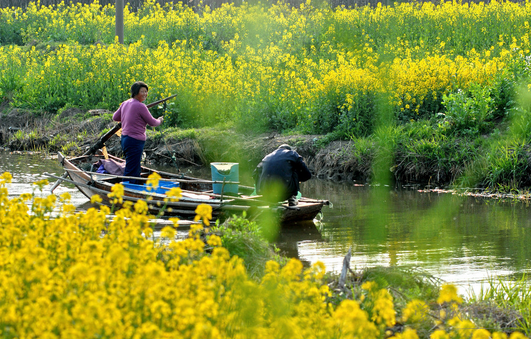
left=467, top=274, right=531, bottom=334
left=212, top=213, right=286, bottom=280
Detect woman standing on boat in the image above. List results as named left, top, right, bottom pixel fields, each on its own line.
left=113, top=81, right=163, bottom=184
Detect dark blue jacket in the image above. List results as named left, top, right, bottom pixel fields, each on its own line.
left=254, top=148, right=312, bottom=200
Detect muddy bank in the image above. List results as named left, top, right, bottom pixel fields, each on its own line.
left=0, top=107, right=368, bottom=184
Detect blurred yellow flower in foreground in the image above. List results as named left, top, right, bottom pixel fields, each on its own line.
left=146, top=172, right=161, bottom=191
left=194, top=203, right=212, bottom=225
left=90, top=194, right=102, bottom=204
left=108, top=182, right=124, bottom=204
left=1, top=172, right=12, bottom=183
left=165, top=186, right=182, bottom=202
left=437, top=283, right=463, bottom=304
left=0, top=176, right=523, bottom=339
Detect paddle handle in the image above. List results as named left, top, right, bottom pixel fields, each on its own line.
left=146, top=93, right=177, bottom=109
left=82, top=122, right=122, bottom=156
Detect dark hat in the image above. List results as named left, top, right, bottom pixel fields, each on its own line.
left=278, top=144, right=292, bottom=150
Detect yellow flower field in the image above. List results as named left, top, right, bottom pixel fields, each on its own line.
left=0, top=172, right=525, bottom=338
left=0, top=0, right=530, bottom=136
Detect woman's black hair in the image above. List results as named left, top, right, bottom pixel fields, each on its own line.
left=130, top=81, right=149, bottom=98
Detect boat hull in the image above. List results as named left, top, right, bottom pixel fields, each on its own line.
left=57, top=152, right=328, bottom=223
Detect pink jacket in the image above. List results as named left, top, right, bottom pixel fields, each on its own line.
left=112, top=98, right=161, bottom=141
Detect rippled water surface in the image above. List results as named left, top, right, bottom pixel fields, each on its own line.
left=297, top=179, right=531, bottom=294
left=3, top=151, right=531, bottom=294
left=1, top=151, right=92, bottom=209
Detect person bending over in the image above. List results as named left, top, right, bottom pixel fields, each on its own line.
left=112, top=81, right=163, bottom=184
left=253, top=144, right=312, bottom=206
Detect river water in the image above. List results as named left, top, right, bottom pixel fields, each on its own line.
left=2, top=151, right=531, bottom=295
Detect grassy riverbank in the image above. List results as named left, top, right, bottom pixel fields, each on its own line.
left=1, top=1, right=531, bottom=191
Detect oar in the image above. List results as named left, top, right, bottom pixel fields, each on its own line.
left=50, top=94, right=178, bottom=193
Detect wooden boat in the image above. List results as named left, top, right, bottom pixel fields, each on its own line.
left=50, top=151, right=329, bottom=223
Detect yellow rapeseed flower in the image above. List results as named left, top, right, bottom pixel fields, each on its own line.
left=265, top=260, right=281, bottom=274
left=134, top=200, right=149, bottom=215
left=90, top=194, right=102, bottom=204
left=430, top=330, right=450, bottom=339
left=437, top=284, right=463, bottom=304
left=160, top=226, right=176, bottom=239
left=34, top=179, right=49, bottom=190
left=402, top=299, right=429, bottom=323
left=169, top=217, right=180, bottom=227
left=108, top=183, right=124, bottom=205
left=371, top=289, right=396, bottom=327
left=194, top=204, right=212, bottom=225
left=146, top=172, right=161, bottom=191
left=362, top=281, right=378, bottom=292
left=472, top=329, right=492, bottom=339
left=1, top=172, right=12, bottom=184
left=390, top=328, right=419, bottom=339
left=165, top=186, right=182, bottom=202
left=59, top=192, right=71, bottom=202
left=207, top=234, right=222, bottom=247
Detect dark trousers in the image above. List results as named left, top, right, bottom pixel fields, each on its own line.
left=121, top=135, right=145, bottom=184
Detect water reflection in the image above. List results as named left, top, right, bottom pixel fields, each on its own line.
left=2, top=151, right=531, bottom=294
left=297, top=179, right=531, bottom=293
left=276, top=221, right=323, bottom=266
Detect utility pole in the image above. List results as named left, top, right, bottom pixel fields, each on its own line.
left=115, top=0, right=124, bottom=44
